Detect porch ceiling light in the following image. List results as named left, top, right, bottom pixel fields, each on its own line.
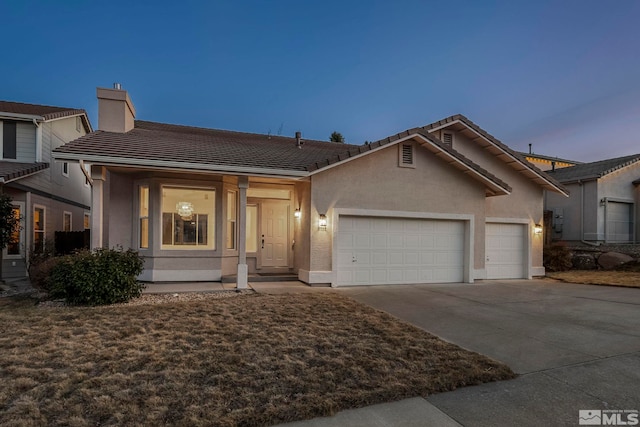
left=294, top=208, right=301, bottom=219
left=176, top=201, right=194, bottom=220
left=319, top=214, right=327, bottom=231
left=534, top=223, right=543, bottom=234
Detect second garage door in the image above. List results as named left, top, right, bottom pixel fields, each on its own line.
left=336, top=216, right=465, bottom=286
left=485, top=223, right=526, bottom=279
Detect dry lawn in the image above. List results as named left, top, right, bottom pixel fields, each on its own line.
left=0, top=292, right=515, bottom=427
left=548, top=271, right=640, bottom=288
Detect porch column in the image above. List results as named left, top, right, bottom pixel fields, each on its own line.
left=236, top=176, right=249, bottom=288
left=90, top=165, right=106, bottom=249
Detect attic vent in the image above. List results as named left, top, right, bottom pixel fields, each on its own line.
left=442, top=132, right=453, bottom=147
left=399, top=143, right=415, bottom=168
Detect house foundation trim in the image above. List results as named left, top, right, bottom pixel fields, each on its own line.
left=298, top=269, right=332, bottom=285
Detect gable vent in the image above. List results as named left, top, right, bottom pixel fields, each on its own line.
left=399, top=143, right=415, bottom=168
left=443, top=132, right=453, bottom=146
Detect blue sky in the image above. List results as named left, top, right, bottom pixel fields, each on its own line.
left=2, top=0, right=639, bottom=162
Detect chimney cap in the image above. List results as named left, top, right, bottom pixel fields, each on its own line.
left=113, top=82, right=122, bottom=90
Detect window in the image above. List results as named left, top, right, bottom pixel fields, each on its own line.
left=3, top=120, right=17, bottom=159
left=84, top=213, right=90, bottom=230
left=63, top=212, right=72, bottom=232
left=246, top=205, right=258, bottom=252
left=398, top=142, right=415, bottom=168
left=226, top=191, right=237, bottom=250
left=7, top=205, right=22, bottom=256
left=139, top=186, right=149, bottom=249
left=62, top=162, right=69, bottom=177
left=442, top=132, right=454, bottom=147
left=161, top=187, right=215, bottom=249
left=33, top=206, right=45, bottom=254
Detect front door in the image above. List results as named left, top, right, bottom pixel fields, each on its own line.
left=261, top=202, right=289, bottom=267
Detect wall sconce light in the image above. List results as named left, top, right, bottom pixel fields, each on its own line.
left=294, top=208, right=301, bottom=219
left=534, top=224, right=543, bottom=235
left=318, top=214, right=327, bottom=230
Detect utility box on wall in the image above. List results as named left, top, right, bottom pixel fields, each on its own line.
left=552, top=207, right=564, bottom=239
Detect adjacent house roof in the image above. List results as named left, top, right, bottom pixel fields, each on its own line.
left=0, top=161, right=49, bottom=184
left=546, top=154, right=640, bottom=183
left=421, top=114, right=569, bottom=196
left=0, top=100, right=92, bottom=132
left=517, top=152, right=582, bottom=165
left=53, top=119, right=511, bottom=195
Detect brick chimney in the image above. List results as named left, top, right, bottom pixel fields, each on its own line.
left=97, top=83, right=136, bottom=132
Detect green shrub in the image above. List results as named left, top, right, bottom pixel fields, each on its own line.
left=543, top=243, right=573, bottom=272
left=27, top=241, right=60, bottom=292
left=49, top=248, right=145, bottom=306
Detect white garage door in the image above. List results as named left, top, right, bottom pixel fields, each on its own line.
left=336, top=216, right=465, bottom=286
left=486, top=223, right=526, bottom=279
left=606, top=202, right=633, bottom=243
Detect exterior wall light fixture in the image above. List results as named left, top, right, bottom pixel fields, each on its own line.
left=294, top=208, right=301, bottom=219
left=318, top=214, right=327, bottom=230
left=534, top=224, right=543, bottom=235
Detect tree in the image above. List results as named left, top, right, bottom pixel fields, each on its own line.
left=329, top=131, right=345, bottom=143
left=0, top=193, right=21, bottom=282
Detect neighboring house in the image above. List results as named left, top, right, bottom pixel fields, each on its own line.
left=53, top=86, right=567, bottom=287
left=546, top=154, right=640, bottom=243
left=0, top=101, right=92, bottom=278
left=520, top=151, right=582, bottom=172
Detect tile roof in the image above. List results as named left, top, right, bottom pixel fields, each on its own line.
left=53, top=119, right=511, bottom=193
left=546, top=154, right=640, bottom=183
left=0, top=161, right=49, bottom=183
left=420, top=114, right=568, bottom=195
left=0, top=100, right=92, bottom=132
left=56, top=120, right=361, bottom=173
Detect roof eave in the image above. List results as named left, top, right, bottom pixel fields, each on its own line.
left=52, top=152, right=309, bottom=179
left=428, top=115, right=569, bottom=196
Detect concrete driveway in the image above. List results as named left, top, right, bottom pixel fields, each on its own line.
left=335, top=279, right=640, bottom=426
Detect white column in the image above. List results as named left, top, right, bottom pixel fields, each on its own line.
left=90, top=165, right=106, bottom=249
left=236, top=176, right=249, bottom=289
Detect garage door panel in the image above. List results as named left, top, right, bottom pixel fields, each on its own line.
left=486, top=223, right=526, bottom=279
left=337, top=216, right=465, bottom=286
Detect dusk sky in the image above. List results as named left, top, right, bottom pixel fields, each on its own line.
left=2, top=0, right=638, bottom=162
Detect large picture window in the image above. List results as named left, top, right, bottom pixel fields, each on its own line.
left=161, top=187, right=215, bottom=249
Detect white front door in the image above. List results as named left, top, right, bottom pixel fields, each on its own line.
left=261, top=202, right=289, bottom=267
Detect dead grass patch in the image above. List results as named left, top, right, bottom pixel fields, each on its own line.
left=0, top=292, right=515, bottom=426
left=547, top=270, right=640, bottom=288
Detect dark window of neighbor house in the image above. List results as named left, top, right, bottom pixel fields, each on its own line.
left=3, top=121, right=17, bottom=159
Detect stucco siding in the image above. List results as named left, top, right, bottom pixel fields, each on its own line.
left=293, top=181, right=311, bottom=273
left=107, top=172, right=133, bottom=249
left=310, top=140, right=486, bottom=274
left=445, top=131, right=546, bottom=271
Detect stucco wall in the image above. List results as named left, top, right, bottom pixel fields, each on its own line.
left=293, top=181, right=311, bottom=273
left=309, top=139, right=487, bottom=274
left=445, top=131, right=547, bottom=272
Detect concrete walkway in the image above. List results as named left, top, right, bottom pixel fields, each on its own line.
left=276, top=279, right=640, bottom=427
